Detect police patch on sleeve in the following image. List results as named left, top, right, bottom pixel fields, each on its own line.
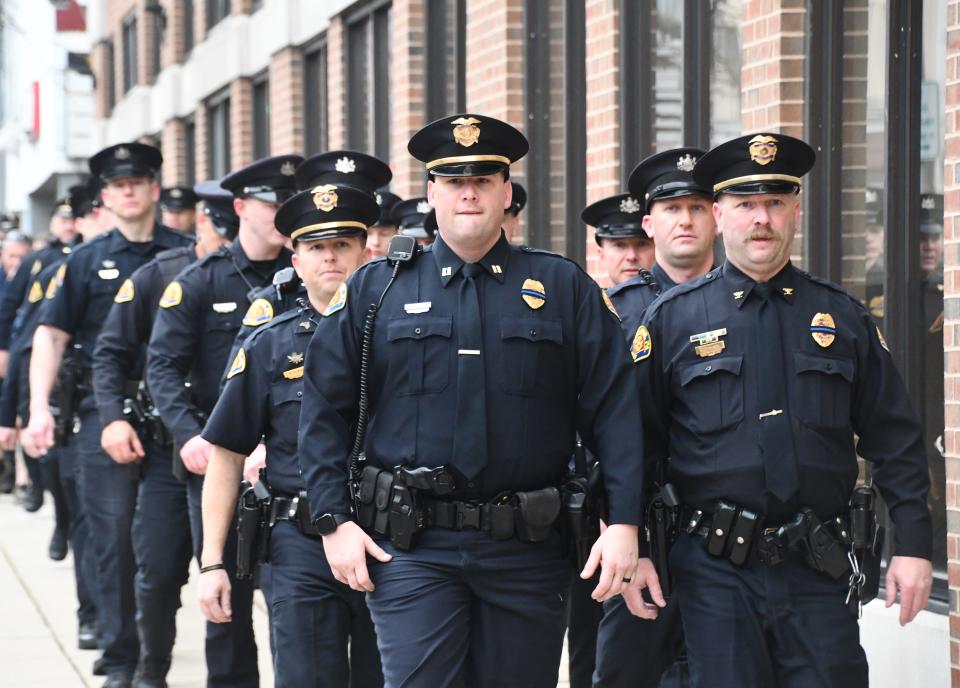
left=27, top=281, right=43, bottom=304
left=56, top=263, right=66, bottom=286
left=30, top=259, right=41, bottom=276
left=323, top=283, right=347, bottom=317
left=630, top=324, right=652, bottom=362
left=114, top=278, right=135, bottom=303
left=602, top=289, right=620, bottom=320
left=159, top=281, right=183, bottom=309
left=242, top=298, right=274, bottom=327
left=876, top=325, right=889, bottom=352
left=45, top=277, right=59, bottom=300
left=226, top=347, right=246, bottom=379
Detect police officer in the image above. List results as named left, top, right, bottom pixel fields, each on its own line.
left=297, top=113, right=658, bottom=687
left=92, top=181, right=235, bottom=687
left=146, top=154, right=300, bottom=688
left=592, top=148, right=715, bottom=688
left=366, top=190, right=402, bottom=262
left=24, top=142, right=194, bottom=688
left=586, top=193, right=655, bottom=287
left=159, top=186, right=199, bottom=233
left=502, top=180, right=526, bottom=243
left=393, top=197, right=436, bottom=245
left=199, top=184, right=383, bottom=688
left=634, top=133, right=933, bottom=688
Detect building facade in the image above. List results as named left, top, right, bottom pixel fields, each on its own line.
left=86, top=0, right=955, bottom=684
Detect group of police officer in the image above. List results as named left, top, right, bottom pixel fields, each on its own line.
left=0, top=110, right=933, bottom=688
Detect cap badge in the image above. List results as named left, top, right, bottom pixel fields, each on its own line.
left=416, top=200, right=431, bottom=214
left=521, top=278, right=546, bottom=310
left=921, top=195, right=935, bottom=210
left=748, top=135, right=778, bottom=166
left=375, top=192, right=383, bottom=206
left=810, top=312, right=836, bottom=348
left=280, top=161, right=297, bottom=176
left=619, top=197, right=641, bottom=214
left=630, top=324, right=652, bottom=362
left=170, top=188, right=183, bottom=199
left=312, top=184, right=339, bottom=213
left=114, top=146, right=131, bottom=160
left=335, top=157, right=356, bottom=174
left=676, top=154, right=696, bottom=172
left=451, top=117, right=481, bottom=147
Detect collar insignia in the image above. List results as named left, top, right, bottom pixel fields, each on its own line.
left=287, top=352, right=304, bottom=365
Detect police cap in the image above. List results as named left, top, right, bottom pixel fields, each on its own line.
left=581, top=193, right=650, bottom=242
left=50, top=196, right=73, bottom=219
left=408, top=113, right=528, bottom=177
left=693, top=132, right=815, bottom=196
left=275, top=184, right=379, bottom=244
left=920, top=193, right=943, bottom=236
left=220, top=154, right=304, bottom=203
left=68, top=182, right=96, bottom=218
left=160, top=186, right=200, bottom=211
left=506, top=181, right=527, bottom=215
left=89, top=142, right=162, bottom=182
left=194, top=179, right=240, bottom=240
left=295, top=150, right=392, bottom=193
left=628, top=147, right=709, bottom=212
left=374, top=190, right=402, bottom=227
left=393, top=197, right=435, bottom=240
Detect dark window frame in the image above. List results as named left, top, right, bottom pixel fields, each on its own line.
left=183, top=0, right=195, bottom=57
left=150, top=3, right=163, bottom=81
left=206, top=0, right=231, bottom=31
left=303, top=35, right=329, bottom=157
left=424, top=0, right=466, bottom=120
left=206, top=87, right=231, bottom=180
left=183, top=115, right=196, bottom=186
left=102, top=38, right=116, bottom=111
left=121, top=10, right=139, bottom=94
left=344, top=0, right=391, bottom=162
left=252, top=71, right=270, bottom=159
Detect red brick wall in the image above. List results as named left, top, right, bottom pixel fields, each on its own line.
left=945, top=1, right=960, bottom=683
left=326, top=15, right=346, bottom=150
left=230, top=78, right=253, bottom=168
left=161, top=118, right=187, bottom=184
left=194, top=103, right=209, bottom=182
left=269, top=47, right=305, bottom=155
left=389, top=0, right=427, bottom=200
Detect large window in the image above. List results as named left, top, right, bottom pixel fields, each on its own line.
left=206, top=89, right=231, bottom=179
left=183, top=0, right=195, bottom=56
left=206, top=0, right=231, bottom=31
left=303, top=37, right=329, bottom=157
left=252, top=74, right=270, bottom=159
left=425, top=0, right=466, bottom=120
left=184, top=116, right=196, bottom=186
left=121, top=10, right=138, bottom=94
left=102, top=38, right=116, bottom=111
left=345, top=1, right=391, bottom=162
left=150, top=4, right=163, bottom=81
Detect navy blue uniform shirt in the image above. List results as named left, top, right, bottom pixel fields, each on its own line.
left=606, top=263, right=678, bottom=340
left=93, top=247, right=196, bottom=426
left=204, top=304, right=316, bottom=495
left=39, top=226, right=192, bottom=368
left=146, top=240, right=292, bottom=447
left=0, top=240, right=73, bottom=349
left=297, top=232, right=645, bottom=525
left=636, top=261, right=932, bottom=559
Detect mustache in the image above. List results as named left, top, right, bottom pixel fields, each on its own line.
left=748, top=230, right=776, bottom=241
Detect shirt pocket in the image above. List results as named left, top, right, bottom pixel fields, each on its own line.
left=386, top=315, right=453, bottom=395
left=271, top=379, right=303, bottom=424
left=675, top=354, right=745, bottom=434
left=793, top=351, right=854, bottom=430
left=498, top=315, right=564, bottom=397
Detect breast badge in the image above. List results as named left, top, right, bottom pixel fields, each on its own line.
left=159, top=281, right=183, bottom=309
left=631, top=324, right=652, bottom=362
left=810, top=312, right=836, bottom=348
left=521, top=279, right=546, bottom=310
left=114, top=278, right=135, bottom=304
left=689, top=328, right=728, bottom=358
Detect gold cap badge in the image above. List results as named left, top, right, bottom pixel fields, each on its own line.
left=312, top=185, right=339, bottom=212
left=452, top=117, right=481, bottom=147
left=748, top=135, right=778, bottom=166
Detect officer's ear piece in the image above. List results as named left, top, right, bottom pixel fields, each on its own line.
left=386, top=235, right=418, bottom=265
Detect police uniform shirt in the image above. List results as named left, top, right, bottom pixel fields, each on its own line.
left=0, top=240, right=73, bottom=349
left=204, top=306, right=315, bottom=495
left=147, top=240, right=292, bottom=448
left=606, top=262, right=679, bottom=341
left=39, top=226, right=192, bottom=368
left=636, top=261, right=932, bottom=559
left=93, top=247, right=196, bottom=427
left=297, top=231, right=645, bottom=524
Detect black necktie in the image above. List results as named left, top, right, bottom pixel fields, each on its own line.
left=451, top=263, right=488, bottom=479
left=754, top=283, right=798, bottom=502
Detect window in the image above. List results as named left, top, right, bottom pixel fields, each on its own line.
left=252, top=74, right=270, bottom=159
left=184, top=116, right=196, bottom=186
left=207, top=89, right=231, bottom=179
left=121, top=10, right=138, bottom=94
left=183, top=0, right=195, bottom=56
left=303, top=38, right=329, bottom=156
left=206, top=0, right=231, bottom=31
left=345, top=1, right=391, bottom=162
left=102, top=38, right=116, bottom=111
left=150, top=5, right=163, bottom=81
left=424, top=0, right=466, bottom=120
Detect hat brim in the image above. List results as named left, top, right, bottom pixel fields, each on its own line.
left=100, top=164, right=156, bottom=182
left=594, top=225, right=650, bottom=240
left=293, top=226, right=367, bottom=243
left=429, top=161, right=508, bottom=178
left=715, top=180, right=800, bottom=196
left=646, top=187, right=712, bottom=211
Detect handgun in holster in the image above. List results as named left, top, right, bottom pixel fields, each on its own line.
left=850, top=486, right=885, bottom=603
left=560, top=441, right=606, bottom=570
left=387, top=467, right=426, bottom=551
left=647, top=482, right=680, bottom=597
left=122, top=396, right=148, bottom=481
left=236, top=477, right=271, bottom=579
left=50, top=359, right=81, bottom=447
left=802, top=507, right=852, bottom=580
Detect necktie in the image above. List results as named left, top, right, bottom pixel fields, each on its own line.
left=754, top=283, right=799, bottom=502
left=451, top=263, right=488, bottom=479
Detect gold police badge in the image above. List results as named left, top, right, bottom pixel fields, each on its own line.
left=810, top=312, right=836, bottom=348
left=159, top=281, right=183, bottom=309
left=242, top=298, right=274, bottom=327
left=748, top=134, right=778, bottom=166
left=312, top=184, right=338, bottom=212
left=114, top=278, right=135, bottom=304
left=521, top=278, right=546, bottom=310
left=631, top=325, right=652, bottom=362
left=451, top=117, right=481, bottom=147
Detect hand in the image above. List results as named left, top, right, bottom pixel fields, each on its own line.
left=622, top=558, right=667, bottom=619
left=0, top=350, right=9, bottom=379
left=100, top=420, right=145, bottom=464
left=23, top=407, right=55, bottom=458
left=0, top=426, right=17, bottom=452
left=197, top=568, right=232, bottom=623
left=885, top=555, right=933, bottom=625
left=180, top=435, right=213, bottom=475
left=322, top=521, right=392, bottom=592
left=243, top=444, right=267, bottom=484
left=581, top=523, right=640, bottom=601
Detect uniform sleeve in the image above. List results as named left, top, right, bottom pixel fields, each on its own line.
left=202, top=331, right=270, bottom=456
left=93, top=265, right=155, bottom=426
left=146, top=269, right=205, bottom=447
left=0, top=257, right=34, bottom=349
left=572, top=273, right=646, bottom=526
left=218, top=292, right=277, bottom=391
left=852, top=310, right=933, bottom=559
left=0, top=337, right=23, bottom=426
left=298, top=281, right=363, bottom=521
left=38, top=254, right=87, bottom=337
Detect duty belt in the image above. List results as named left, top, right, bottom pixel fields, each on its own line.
left=421, top=496, right=516, bottom=538
left=269, top=492, right=321, bottom=537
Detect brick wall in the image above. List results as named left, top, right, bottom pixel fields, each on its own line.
left=945, top=1, right=960, bottom=683
left=194, top=103, right=209, bottom=181
left=161, top=118, right=187, bottom=184
left=91, top=39, right=112, bottom=118
left=230, top=78, right=253, bottom=168
left=269, top=47, right=305, bottom=155
left=326, top=15, right=346, bottom=150
left=389, top=0, right=426, bottom=200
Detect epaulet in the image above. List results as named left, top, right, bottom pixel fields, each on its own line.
left=245, top=306, right=301, bottom=345
left=796, top=269, right=870, bottom=312
left=156, top=246, right=194, bottom=263
left=519, top=244, right=590, bottom=274
left=644, top=267, right=721, bottom=319
left=606, top=269, right=656, bottom=297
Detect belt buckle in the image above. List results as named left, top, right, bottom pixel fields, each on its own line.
left=457, top=503, right=481, bottom=530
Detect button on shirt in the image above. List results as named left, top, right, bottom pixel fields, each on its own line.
left=636, top=261, right=932, bottom=559
left=203, top=305, right=314, bottom=496
left=297, top=232, right=645, bottom=525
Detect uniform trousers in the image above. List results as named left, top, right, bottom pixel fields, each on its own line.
left=367, top=528, right=572, bottom=688
left=670, top=533, right=868, bottom=688
left=565, top=571, right=603, bottom=688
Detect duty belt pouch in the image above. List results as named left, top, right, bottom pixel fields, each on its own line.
left=706, top=500, right=738, bottom=557
left=487, top=502, right=514, bottom=541
left=356, top=465, right=383, bottom=531
left=727, top=509, right=761, bottom=566
left=373, top=471, right=394, bottom=535
left=514, top=487, right=561, bottom=543
left=803, top=510, right=850, bottom=580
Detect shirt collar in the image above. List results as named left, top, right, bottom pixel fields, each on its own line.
left=650, top=262, right=678, bottom=292
left=723, top=261, right=796, bottom=309
left=432, top=230, right=511, bottom=287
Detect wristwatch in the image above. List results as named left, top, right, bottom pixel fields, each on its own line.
left=314, top=513, right=353, bottom=536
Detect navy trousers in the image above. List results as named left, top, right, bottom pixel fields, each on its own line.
left=565, top=571, right=603, bottom=688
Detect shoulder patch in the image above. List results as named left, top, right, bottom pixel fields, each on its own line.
left=56, top=263, right=66, bottom=286
left=602, top=289, right=620, bottom=320
left=242, top=298, right=275, bottom=327
left=45, top=276, right=59, bottom=300
left=114, top=278, right=135, bottom=304
left=323, top=282, right=347, bottom=317
left=630, top=324, right=652, bottom=362
left=876, top=325, right=889, bottom=352
left=226, top=347, right=246, bottom=379
left=28, top=281, right=43, bottom=303
left=159, top=281, right=183, bottom=309
left=30, top=259, right=41, bottom=276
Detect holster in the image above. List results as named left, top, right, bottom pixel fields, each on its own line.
left=387, top=476, right=424, bottom=551
left=235, top=480, right=271, bottom=579
left=647, top=483, right=680, bottom=597
left=559, top=448, right=606, bottom=568
left=514, top=487, right=561, bottom=543
left=850, top=485, right=884, bottom=603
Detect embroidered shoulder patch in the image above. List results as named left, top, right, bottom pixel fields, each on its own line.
left=323, top=283, right=347, bottom=317
left=602, top=289, right=620, bottom=320
left=114, top=278, right=135, bottom=304
left=45, top=276, right=59, bottom=300
left=55, top=263, right=66, bottom=286
left=159, top=281, right=183, bottom=309
left=226, top=347, right=246, bottom=379
left=242, top=298, right=274, bottom=327
left=28, top=281, right=42, bottom=304
left=630, top=324, right=652, bottom=362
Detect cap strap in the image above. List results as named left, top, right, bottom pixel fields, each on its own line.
left=290, top=220, right=368, bottom=241
left=713, top=173, right=802, bottom=193
left=425, top=154, right=511, bottom=171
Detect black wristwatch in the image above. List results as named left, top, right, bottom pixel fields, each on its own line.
left=314, top=513, right=353, bottom=536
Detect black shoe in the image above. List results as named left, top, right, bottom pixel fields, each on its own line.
left=102, top=673, right=134, bottom=688
left=93, top=655, right=107, bottom=676
left=49, top=527, right=68, bottom=561
left=0, top=458, right=12, bottom=494
left=20, top=482, right=43, bottom=512
left=78, top=622, right=97, bottom=650
left=133, top=672, right=168, bottom=688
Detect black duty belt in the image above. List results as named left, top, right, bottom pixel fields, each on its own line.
left=270, top=492, right=321, bottom=537
left=421, top=496, right=516, bottom=538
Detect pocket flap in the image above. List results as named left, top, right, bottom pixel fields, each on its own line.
left=500, top=315, right=563, bottom=344
left=794, top=351, right=854, bottom=382
left=678, top=354, right=743, bottom=387
left=271, top=380, right=303, bottom=405
left=386, top=315, right=453, bottom=341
